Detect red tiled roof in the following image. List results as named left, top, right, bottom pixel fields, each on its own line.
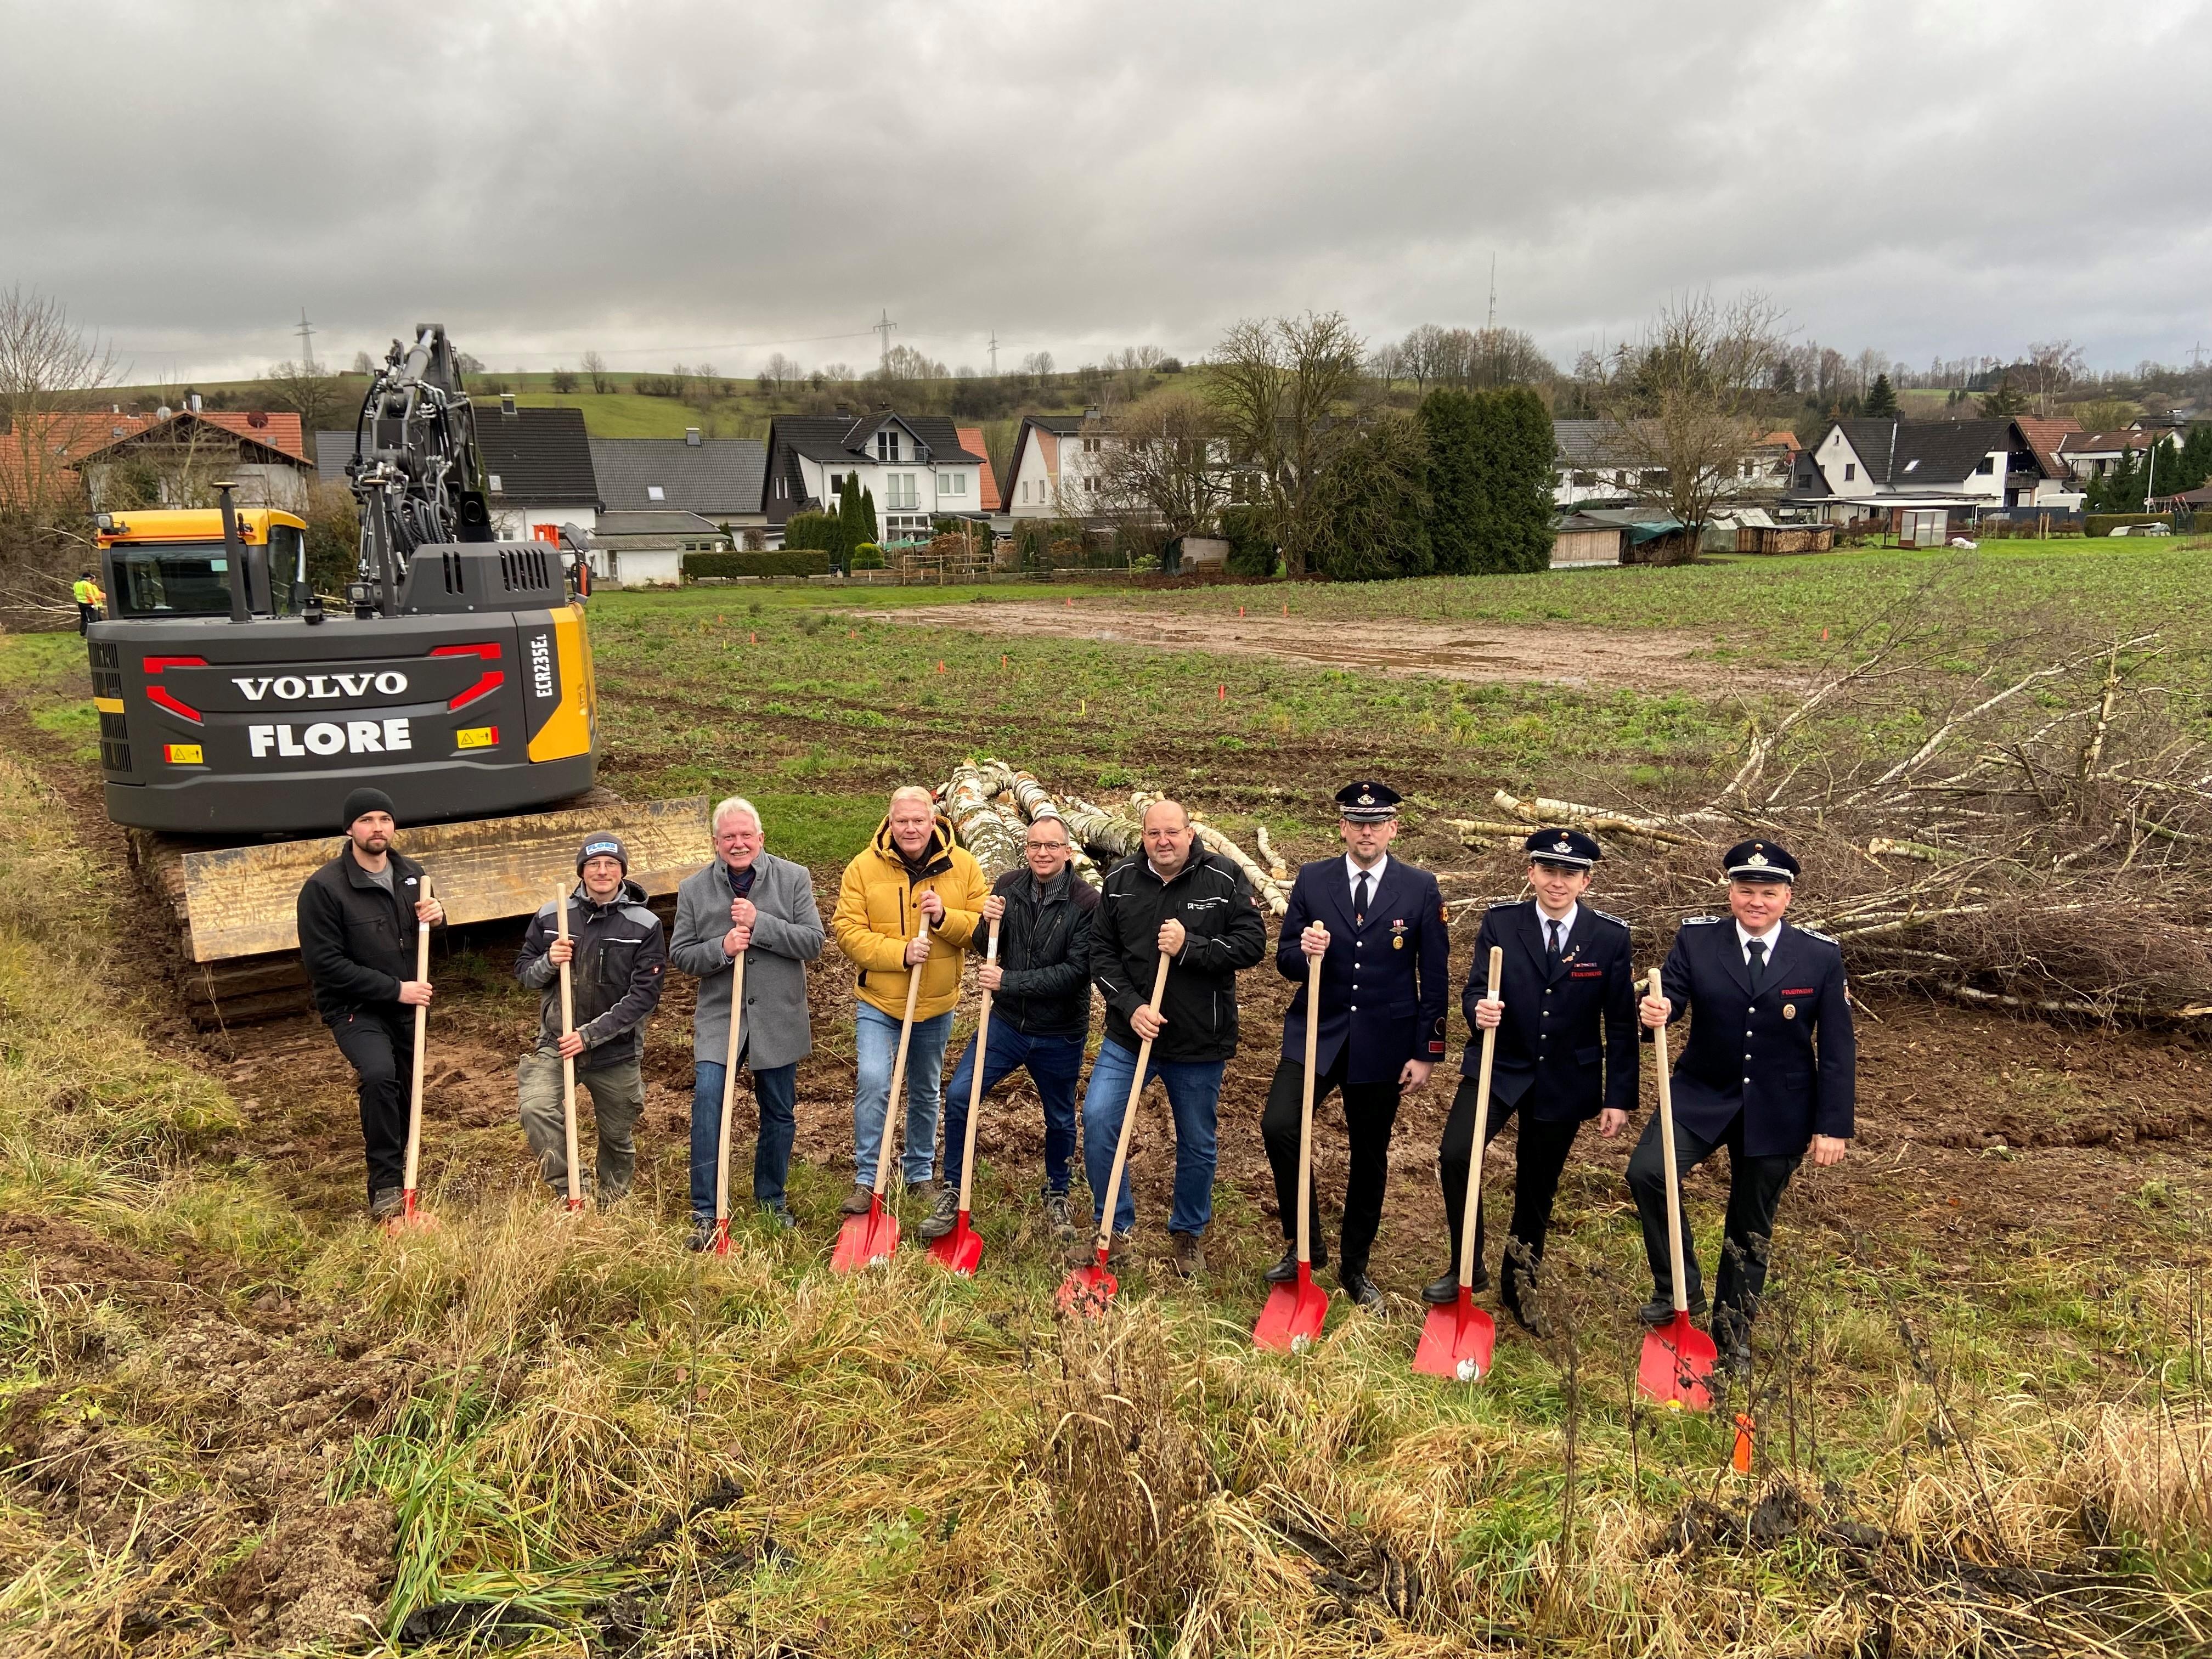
left=7, top=408, right=306, bottom=462
left=200, top=410, right=306, bottom=459
left=957, top=425, right=1000, bottom=510
left=2015, top=417, right=2080, bottom=478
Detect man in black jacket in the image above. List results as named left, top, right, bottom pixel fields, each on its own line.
left=1633, top=838, right=1855, bottom=1368
left=1082, top=798, right=1268, bottom=1277
left=514, top=835, right=669, bottom=1206
left=1426, top=828, right=1636, bottom=1334
left=1264, top=782, right=1448, bottom=1310
left=296, top=787, right=445, bottom=1221
left=922, top=809, right=1097, bottom=1244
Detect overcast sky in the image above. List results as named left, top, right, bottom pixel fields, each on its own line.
left=5, top=0, right=2208, bottom=386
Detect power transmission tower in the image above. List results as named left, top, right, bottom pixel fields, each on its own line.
left=295, top=307, right=318, bottom=372
left=988, top=330, right=998, bottom=376
left=873, top=308, right=897, bottom=371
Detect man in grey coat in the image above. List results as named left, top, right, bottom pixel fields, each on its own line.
left=669, top=795, right=826, bottom=1246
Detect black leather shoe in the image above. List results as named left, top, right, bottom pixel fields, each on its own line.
left=1421, top=1271, right=1462, bottom=1306
left=1340, top=1269, right=1384, bottom=1312
left=1262, top=1246, right=1300, bottom=1285
left=1639, top=1296, right=1709, bottom=1327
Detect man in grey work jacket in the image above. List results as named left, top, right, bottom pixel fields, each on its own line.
left=514, top=834, right=667, bottom=1205
left=669, top=795, right=826, bottom=1246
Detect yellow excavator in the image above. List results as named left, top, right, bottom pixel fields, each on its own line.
left=87, top=325, right=708, bottom=1023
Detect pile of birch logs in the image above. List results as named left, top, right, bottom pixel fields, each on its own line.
left=933, top=758, right=1290, bottom=915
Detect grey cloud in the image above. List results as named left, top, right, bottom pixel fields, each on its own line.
left=4, top=0, right=2207, bottom=382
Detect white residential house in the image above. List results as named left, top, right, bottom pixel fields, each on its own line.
left=1550, top=420, right=1796, bottom=510
left=760, top=410, right=988, bottom=545
left=1003, top=414, right=1098, bottom=518
left=2057, top=426, right=2182, bottom=482
left=1784, top=417, right=2082, bottom=541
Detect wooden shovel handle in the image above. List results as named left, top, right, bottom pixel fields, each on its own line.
left=1455, top=946, right=1503, bottom=1290
left=1091, top=953, right=1173, bottom=1254
left=871, top=921, right=931, bottom=1199
left=555, top=882, right=581, bottom=1206
left=955, top=921, right=997, bottom=1214
left=1295, top=941, right=1323, bottom=1265
left=403, top=877, right=435, bottom=1195
left=715, top=949, right=747, bottom=1224
left=1649, top=967, right=1690, bottom=1315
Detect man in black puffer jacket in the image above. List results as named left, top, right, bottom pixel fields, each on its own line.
left=514, top=834, right=668, bottom=1205
left=921, top=809, right=1098, bottom=1244
left=1082, top=797, right=1268, bottom=1277
left=297, top=787, right=445, bottom=1221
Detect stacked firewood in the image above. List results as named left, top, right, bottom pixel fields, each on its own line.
left=933, top=760, right=1290, bottom=915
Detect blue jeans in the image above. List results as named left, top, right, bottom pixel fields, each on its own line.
left=942, top=1024, right=1085, bottom=1194
left=690, top=1057, right=798, bottom=1220
left=1080, top=1039, right=1225, bottom=1237
left=854, top=1003, right=954, bottom=1188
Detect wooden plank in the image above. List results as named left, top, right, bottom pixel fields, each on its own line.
left=179, top=796, right=712, bottom=961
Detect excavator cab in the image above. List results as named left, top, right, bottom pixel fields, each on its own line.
left=101, top=507, right=308, bottom=620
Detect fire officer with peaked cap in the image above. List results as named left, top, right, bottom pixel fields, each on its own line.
left=1632, top=837, right=1855, bottom=1370
left=1262, top=781, right=1449, bottom=1310
left=1425, top=827, right=1637, bottom=1335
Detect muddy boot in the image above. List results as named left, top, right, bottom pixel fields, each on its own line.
left=1169, top=1231, right=1206, bottom=1279
left=1042, top=1191, right=1075, bottom=1243
left=917, top=1185, right=961, bottom=1242
left=369, top=1187, right=403, bottom=1223
left=842, top=1184, right=873, bottom=1217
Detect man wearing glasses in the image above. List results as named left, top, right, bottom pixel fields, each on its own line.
left=920, top=810, right=1100, bottom=1244
left=669, top=795, right=826, bottom=1246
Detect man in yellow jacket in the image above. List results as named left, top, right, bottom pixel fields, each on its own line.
left=831, top=785, right=989, bottom=1214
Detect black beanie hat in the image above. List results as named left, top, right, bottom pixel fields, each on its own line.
left=341, top=786, right=397, bottom=831
left=577, top=834, right=628, bottom=874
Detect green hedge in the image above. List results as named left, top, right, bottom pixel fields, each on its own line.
left=2083, top=513, right=2172, bottom=537
left=681, top=550, right=831, bottom=579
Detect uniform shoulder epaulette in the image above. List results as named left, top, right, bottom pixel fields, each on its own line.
left=1681, top=914, right=1724, bottom=926
left=1795, top=924, right=1839, bottom=946
left=1486, top=898, right=1523, bottom=912
left=1588, top=906, right=1629, bottom=929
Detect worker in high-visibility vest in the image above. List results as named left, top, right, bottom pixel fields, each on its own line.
left=72, top=571, right=105, bottom=634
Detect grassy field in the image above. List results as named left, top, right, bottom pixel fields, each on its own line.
left=3, top=544, right=2211, bottom=1654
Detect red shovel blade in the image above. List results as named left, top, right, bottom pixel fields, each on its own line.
left=927, top=1212, right=984, bottom=1276
left=1253, top=1262, right=1330, bottom=1352
left=1413, top=1288, right=1496, bottom=1381
left=383, top=1190, right=438, bottom=1235
left=831, top=1197, right=900, bottom=1274
left=712, top=1218, right=731, bottom=1258
left=1056, top=1254, right=1118, bottom=1317
left=565, top=1197, right=587, bottom=1214
left=1638, top=1312, right=1718, bottom=1412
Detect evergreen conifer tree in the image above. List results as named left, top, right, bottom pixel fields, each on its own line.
left=1864, top=373, right=1898, bottom=418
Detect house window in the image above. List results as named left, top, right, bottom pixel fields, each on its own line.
left=885, top=473, right=918, bottom=510
left=1570, top=470, right=1596, bottom=487
left=939, top=471, right=965, bottom=496
left=1843, top=463, right=1856, bottom=481
left=876, top=430, right=897, bottom=461
left=1974, top=456, right=1994, bottom=475
left=487, top=473, right=504, bottom=494
left=1084, top=437, right=1101, bottom=453
left=647, top=484, right=665, bottom=501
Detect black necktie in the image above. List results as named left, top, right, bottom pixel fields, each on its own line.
left=1353, top=872, right=1370, bottom=924
left=1546, top=918, right=1563, bottom=966
left=1747, top=938, right=1768, bottom=990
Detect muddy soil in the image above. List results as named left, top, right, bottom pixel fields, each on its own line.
left=868, top=599, right=1760, bottom=692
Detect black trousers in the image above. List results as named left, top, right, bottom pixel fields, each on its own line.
left=331, top=1007, right=411, bottom=1201
left=77, top=603, right=98, bottom=635
left=1626, top=1109, right=1801, bottom=1327
left=1438, top=1077, right=1582, bottom=1305
left=1260, top=1052, right=1401, bottom=1274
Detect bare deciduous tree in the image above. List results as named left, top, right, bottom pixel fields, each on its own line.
left=1206, top=310, right=1363, bottom=578
left=761, top=352, right=800, bottom=393
left=2025, top=340, right=2084, bottom=416
left=263, top=358, right=347, bottom=438
left=1090, top=387, right=1228, bottom=544
left=582, top=350, right=612, bottom=394
left=1593, top=290, right=1787, bottom=564
left=0, top=286, right=117, bottom=583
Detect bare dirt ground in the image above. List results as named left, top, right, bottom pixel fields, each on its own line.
left=867, top=599, right=1756, bottom=691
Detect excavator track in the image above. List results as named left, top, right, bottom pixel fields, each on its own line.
left=131, top=792, right=712, bottom=1029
